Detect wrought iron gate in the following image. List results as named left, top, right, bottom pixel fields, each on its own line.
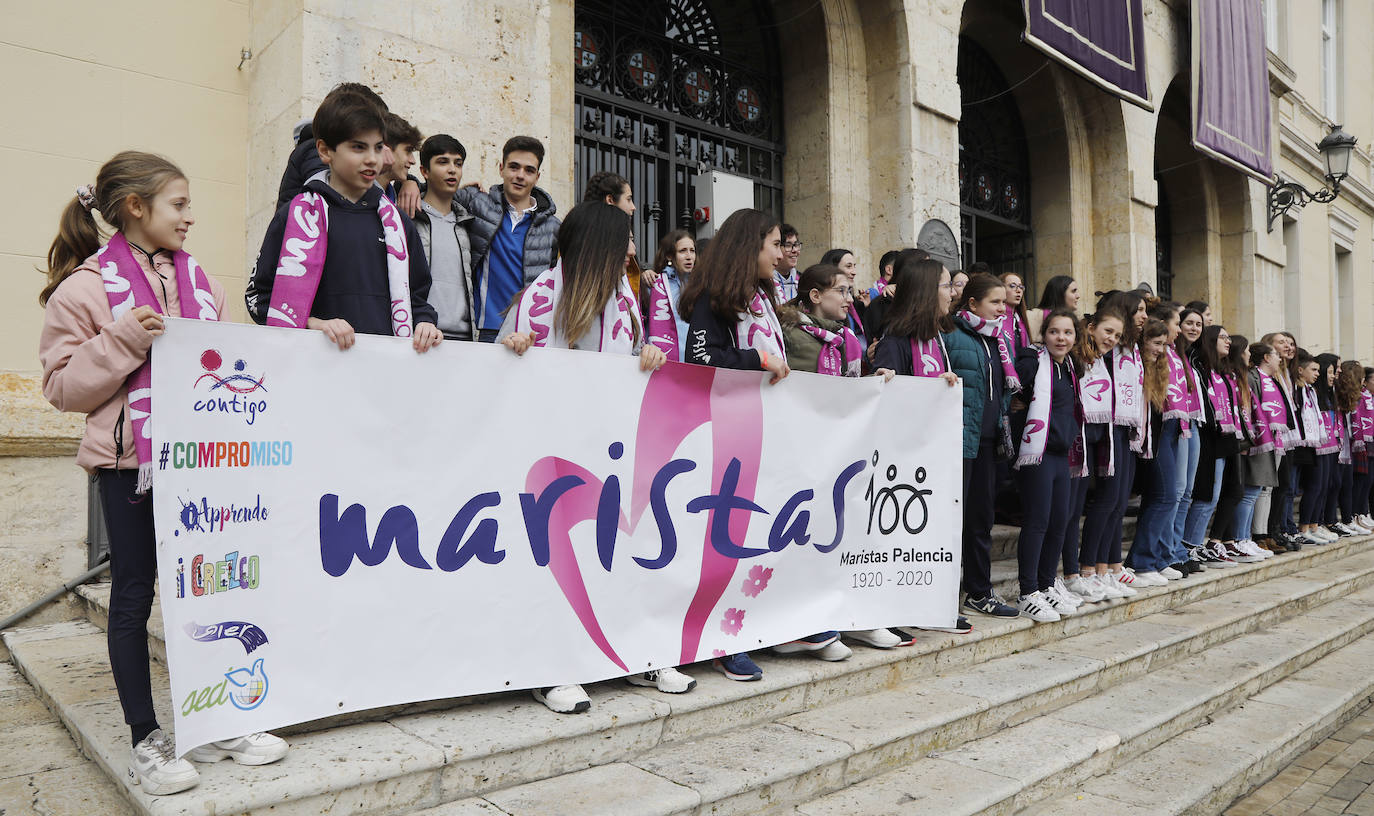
left=574, top=0, right=785, bottom=255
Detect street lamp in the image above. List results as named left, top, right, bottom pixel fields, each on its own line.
left=1267, top=124, right=1358, bottom=232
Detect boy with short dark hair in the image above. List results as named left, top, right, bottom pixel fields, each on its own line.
left=454, top=135, right=561, bottom=342
left=381, top=113, right=422, bottom=201
left=247, top=94, right=441, bottom=352
left=414, top=134, right=475, bottom=340
left=774, top=223, right=801, bottom=300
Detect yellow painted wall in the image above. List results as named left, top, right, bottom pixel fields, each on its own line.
left=0, top=0, right=251, bottom=376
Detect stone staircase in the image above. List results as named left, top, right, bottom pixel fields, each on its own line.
left=4, top=526, right=1374, bottom=816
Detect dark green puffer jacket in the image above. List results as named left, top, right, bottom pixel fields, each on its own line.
left=942, top=314, right=1014, bottom=458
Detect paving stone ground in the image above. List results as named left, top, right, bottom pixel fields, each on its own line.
left=0, top=661, right=135, bottom=816
left=1226, top=703, right=1374, bottom=816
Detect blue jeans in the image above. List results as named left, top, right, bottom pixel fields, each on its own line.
left=1172, top=427, right=1200, bottom=546
left=1184, top=458, right=1225, bottom=544
left=1234, top=485, right=1262, bottom=541
left=1129, top=420, right=1181, bottom=573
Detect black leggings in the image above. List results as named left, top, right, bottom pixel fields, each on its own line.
left=1300, top=454, right=1335, bottom=525
left=97, top=469, right=160, bottom=745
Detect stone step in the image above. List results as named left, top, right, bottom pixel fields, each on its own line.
left=1016, top=635, right=1374, bottom=816
left=10, top=536, right=1371, bottom=816
left=794, top=585, right=1374, bottom=816
left=483, top=561, right=1374, bottom=816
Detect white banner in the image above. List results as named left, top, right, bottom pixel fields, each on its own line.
left=151, top=319, right=962, bottom=753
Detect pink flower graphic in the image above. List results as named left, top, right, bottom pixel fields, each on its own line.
left=720, top=607, right=746, bottom=636
left=712, top=649, right=726, bottom=658
left=741, top=565, right=773, bottom=598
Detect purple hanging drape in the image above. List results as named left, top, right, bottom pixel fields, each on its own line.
left=1022, top=0, right=1152, bottom=110
left=1191, top=0, right=1275, bottom=182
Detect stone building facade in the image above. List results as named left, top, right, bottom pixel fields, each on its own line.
left=2, top=0, right=1372, bottom=624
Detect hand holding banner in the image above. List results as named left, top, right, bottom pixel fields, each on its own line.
left=152, top=319, right=962, bottom=753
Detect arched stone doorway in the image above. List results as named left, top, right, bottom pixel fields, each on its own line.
left=573, top=0, right=785, bottom=253
left=958, top=36, right=1034, bottom=284
left=1154, top=75, right=1219, bottom=307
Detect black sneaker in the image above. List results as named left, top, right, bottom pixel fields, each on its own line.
left=886, top=627, right=918, bottom=646
left=918, top=616, right=974, bottom=634
left=1282, top=533, right=1304, bottom=552
left=963, top=595, right=1019, bottom=617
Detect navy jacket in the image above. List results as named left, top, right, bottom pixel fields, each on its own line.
left=1011, top=347, right=1078, bottom=457
left=685, top=293, right=764, bottom=371
left=246, top=178, right=437, bottom=335
left=274, top=125, right=325, bottom=213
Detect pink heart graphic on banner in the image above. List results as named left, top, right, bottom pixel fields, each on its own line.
left=523, top=364, right=764, bottom=670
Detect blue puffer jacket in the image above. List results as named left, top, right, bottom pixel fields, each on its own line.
left=942, top=314, right=1014, bottom=458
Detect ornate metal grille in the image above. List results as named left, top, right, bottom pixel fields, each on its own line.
left=575, top=0, right=784, bottom=254
left=958, top=37, right=1035, bottom=285
left=1155, top=184, right=1174, bottom=300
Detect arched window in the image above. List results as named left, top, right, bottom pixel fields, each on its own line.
left=575, top=0, right=784, bottom=254
left=958, top=37, right=1034, bottom=285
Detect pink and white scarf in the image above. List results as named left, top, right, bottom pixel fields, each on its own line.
left=646, top=273, right=683, bottom=361
left=1356, top=390, right=1374, bottom=451
left=1296, top=385, right=1324, bottom=448
left=909, top=335, right=950, bottom=378
left=1208, top=371, right=1239, bottom=435
left=99, top=232, right=219, bottom=493
left=1163, top=346, right=1194, bottom=422
left=1318, top=410, right=1340, bottom=455
left=1079, top=355, right=1114, bottom=425
left=1002, top=310, right=1031, bottom=351
left=512, top=261, right=639, bottom=354
left=1014, top=347, right=1083, bottom=471
left=738, top=292, right=785, bottom=358
left=1255, top=371, right=1289, bottom=452
left=957, top=310, right=1021, bottom=391
left=799, top=316, right=862, bottom=377
left=267, top=190, right=414, bottom=337
left=1112, top=346, right=1144, bottom=429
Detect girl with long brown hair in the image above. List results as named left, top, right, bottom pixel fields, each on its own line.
left=645, top=229, right=696, bottom=361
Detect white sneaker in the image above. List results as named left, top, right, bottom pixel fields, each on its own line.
left=846, top=628, right=902, bottom=649
left=1091, top=573, right=1126, bottom=599
left=185, top=732, right=288, bottom=766
left=533, top=684, right=591, bottom=713
left=1018, top=591, right=1061, bottom=623
left=627, top=667, right=696, bottom=694
left=1359, top=515, right=1374, bottom=529
left=129, top=729, right=199, bottom=796
left=815, top=640, right=853, bottom=661
left=1066, top=575, right=1106, bottom=603
left=1160, top=566, right=1183, bottom=580
left=1133, top=570, right=1169, bottom=587
left=1302, top=530, right=1328, bottom=546
left=1348, top=519, right=1372, bottom=534
left=1044, top=587, right=1077, bottom=616
left=1107, top=569, right=1145, bottom=592
left=1322, top=526, right=1342, bottom=541
left=1052, top=577, right=1085, bottom=607
left=1333, top=522, right=1360, bottom=537
left=1240, top=539, right=1272, bottom=559
left=1313, top=527, right=1338, bottom=542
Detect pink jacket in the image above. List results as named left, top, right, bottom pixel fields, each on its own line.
left=39, top=249, right=227, bottom=472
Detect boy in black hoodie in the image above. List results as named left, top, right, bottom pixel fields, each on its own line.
left=247, top=93, right=439, bottom=348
